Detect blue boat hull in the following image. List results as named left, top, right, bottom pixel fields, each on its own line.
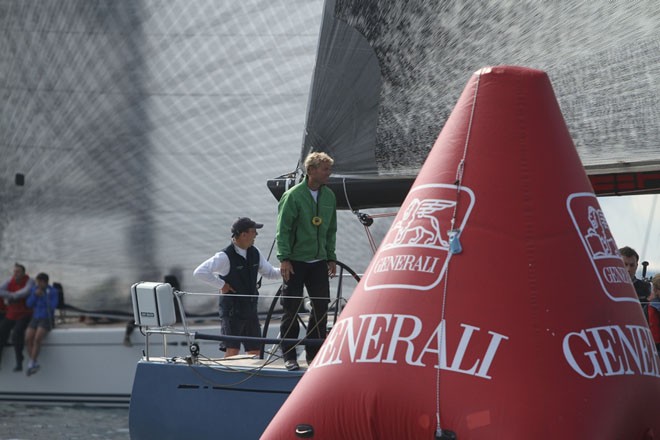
left=128, top=359, right=303, bottom=439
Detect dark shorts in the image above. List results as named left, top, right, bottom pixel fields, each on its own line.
left=219, top=300, right=261, bottom=351
left=28, top=317, right=53, bottom=331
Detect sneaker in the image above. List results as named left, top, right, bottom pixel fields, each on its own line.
left=284, top=360, right=300, bottom=371
left=12, top=365, right=22, bottom=372
left=123, top=337, right=132, bottom=347
left=26, top=365, right=40, bottom=376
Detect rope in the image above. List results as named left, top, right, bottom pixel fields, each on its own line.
left=450, top=70, right=481, bottom=231
left=341, top=177, right=379, bottom=252
left=342, top=177, right=354, bottom=213
left=364, top=224, right=378, bottom=254
left=436, top=69, right=482, bottom=438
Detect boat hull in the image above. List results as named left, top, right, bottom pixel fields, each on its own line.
left=0, top=324, right=218, bottom=407
left=128, top=358, right=303, bottom=439
left=0, top=326, right=141, bottom=406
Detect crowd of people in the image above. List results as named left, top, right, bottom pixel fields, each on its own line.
left=0, top=263, right=59, bottom=376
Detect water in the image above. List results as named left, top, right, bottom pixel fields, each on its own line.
left=0, top=404, right=129, bottom=440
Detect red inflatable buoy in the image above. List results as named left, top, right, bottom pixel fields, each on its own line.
left=262, top=66, right=660, bottom=440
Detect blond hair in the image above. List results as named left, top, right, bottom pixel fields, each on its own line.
left=304, top=152, right=334, bottom=172
left=652, top=274, right=660, bottom=291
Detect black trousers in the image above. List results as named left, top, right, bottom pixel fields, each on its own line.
left=280, top=260, right=330, bottom=362
left=0, top=316, right=31, bottom=366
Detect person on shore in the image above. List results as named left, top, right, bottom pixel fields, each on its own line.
left=194, top=217, right=281, bottom=357
left=276, top=152, right=337, bottom=371
left=25, top=272, right=59, bottom=376
left=0, top=263, right=35, bottom=372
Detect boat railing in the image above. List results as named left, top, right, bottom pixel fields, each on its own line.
left=130, top=260, right=362, bottom=363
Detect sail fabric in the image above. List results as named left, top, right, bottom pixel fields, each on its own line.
left=263, top=67, right=660, bottom=439
left=2, top=0, right=659, bottom=315
left=300, top=0, right=660, bottom=183
left=0, top=0, right=327, bottom=312
left=301, top=0, right=381, bottom=176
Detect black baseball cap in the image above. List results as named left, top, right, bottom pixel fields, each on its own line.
left=231, top=217, right=263, bottom=237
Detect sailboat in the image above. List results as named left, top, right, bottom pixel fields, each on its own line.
left=126, top=1, right=660, bottom=439
left=2, top=0, right=658, bottom=434
left=267, top=0, right=660, bottom=212
left=0, top=0, right=324, bottom=407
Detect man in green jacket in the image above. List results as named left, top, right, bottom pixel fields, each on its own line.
left=277, top=152, right=337, bottom=371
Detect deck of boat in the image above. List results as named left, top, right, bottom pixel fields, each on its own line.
left=144, top=353, right=309, bottom=369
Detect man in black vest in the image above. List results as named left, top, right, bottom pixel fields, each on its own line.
left=619, top=246, right=651, bottom=306
left=194, top=217, right=281, bottom=357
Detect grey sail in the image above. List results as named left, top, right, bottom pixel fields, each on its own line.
left=2, top=0, right=660, bottom=315
left=268, top=0, right=660, bottom=210
left=0, top=0, right=327, bottom=313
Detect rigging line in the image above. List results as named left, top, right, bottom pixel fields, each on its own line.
left=342, top=177, right=378, bottom=253
left=295, top=157, right=305, bottom=185
left=435, top=270, right=452, bottom=437
left=266, top=157, right=303, bottom=282
left=262, top=235, right=280, bottom=290
left=436, top=70, right=482, bottom=437
left=450, top=70, right=482, bottom=231
left=364, top=225, right=378, bottom=254
left=342, top=177, right=381, bottom=254
left=342, top=177, right=355, bottom=213
left=275, top=296, right=345, bottom=363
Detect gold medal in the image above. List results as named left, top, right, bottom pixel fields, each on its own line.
left=312, top=216, right=322, bottom=226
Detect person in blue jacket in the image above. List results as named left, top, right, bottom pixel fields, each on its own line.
left=24, top=272, right=59, bottom=376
